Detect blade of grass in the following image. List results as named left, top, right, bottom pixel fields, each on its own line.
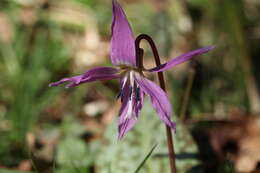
left=134, top=144, right=157, bottom=173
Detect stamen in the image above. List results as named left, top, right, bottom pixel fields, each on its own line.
left=116, top=89, right=123, bottom=99
left=118, top=75, right=128, bottom=102
left=117, top=90, right=125, bottom=102
left=121, top=93, right=124, bottom=102
left=129, top=86, right=133, bottom=100
left=136, top=87, right=140, bottom=101
left=121, top=75, right=128, bottom=89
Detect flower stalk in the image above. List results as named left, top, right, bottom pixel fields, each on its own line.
left=135, top=34, right=177, bottom=173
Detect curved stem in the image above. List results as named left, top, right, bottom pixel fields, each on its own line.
left=135, top=34, right=177, bottom=173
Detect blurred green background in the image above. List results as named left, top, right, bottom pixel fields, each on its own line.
left=1, top=0, right=260, bottom=172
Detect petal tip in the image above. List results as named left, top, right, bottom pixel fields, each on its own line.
left=117, top=134, right=124, bottom=141
left=48, top=82, right=58, bottom=87
left=207, top=45, right=216, bottom=51
left=117, top=129, right=127, bottom=140
left=170, top=122, right=177, bottom=133
left=110, top=0, right=136, bottom=66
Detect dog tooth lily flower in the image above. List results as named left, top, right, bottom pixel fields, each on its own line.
left=49, top=0, right=214, bottom=139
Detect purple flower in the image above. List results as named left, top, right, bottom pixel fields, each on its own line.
left=49, top=0, right=214, bottom=139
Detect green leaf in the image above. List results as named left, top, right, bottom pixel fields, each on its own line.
left=56, top=137, right=90, bottom=168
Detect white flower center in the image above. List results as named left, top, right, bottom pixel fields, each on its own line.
left=125, top=71, right=134, bottom=119
left=117, top=66, right=143, bottom=120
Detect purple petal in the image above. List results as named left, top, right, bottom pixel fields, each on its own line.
left=135, top=76, right=176, bottom=131
left=118, top=103, right=139, bottom=140
left=117, top=79, right=143, bottom=139
left=148, top=46, right=215, bottom=72
left=111, top=0, right=136, bottom=66
left=49, top=67, right=119, bottom=88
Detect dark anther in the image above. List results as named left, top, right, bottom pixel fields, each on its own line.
left=129, top=86, right=133, bottom=100
left=121, top=93, right=124, bottom=102
left=136, top=87, right=140, bottom=101
left=117, top=89, right=123, bottom=99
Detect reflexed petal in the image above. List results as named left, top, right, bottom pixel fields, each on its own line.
left=49, top=67, right=119, bottom=88
left=111, top=0, right=136, bottom=66
left=135, top=75, right=176, bottom=131
left=148, top=46, right=215, bottom=72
